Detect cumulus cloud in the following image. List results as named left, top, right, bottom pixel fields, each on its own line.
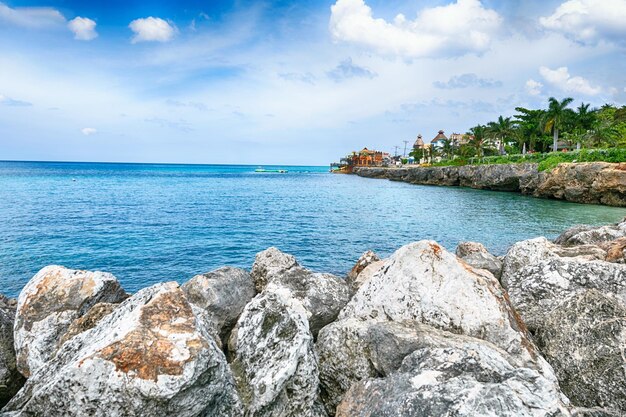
left=538, top=66, right=601, bottom=96
left=68, top=17, right=97, bottom=41
left=129, top=17, right=176, bottom=43
left=540, top=0, right=626, bottom=46
left=0, top=2, right=65, bottom=28
left=0, top=94, right=32, bottom=106
left=329, top=0, right=502, bottom=58
left=81, top=127, right=97, bottom=136
left=327, top=58, right=377, bottom=81
left=433, top=73, right=501, bottom=89
left=525, top=79, right=543, bottom=96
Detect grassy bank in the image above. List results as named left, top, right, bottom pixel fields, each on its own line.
left=428, top=148, right=626, bottom=172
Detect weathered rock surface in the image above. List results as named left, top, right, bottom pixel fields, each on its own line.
left=3, top=282, right=242, bottom=417
left=0, top=295, right=24, bottom=408
left=456, top=241, right=503, bottom=279
left=57, top=302, right=117, bottom=347
left=534, top=290, right=626, bottom=414
left=555, top=218, right=626, bottom=246
left=346, top=251, right=380, bottom=289
left=250, top=247, right=298, bottom=293
left=317, top=318, right=549, bottom=414
left=182, top=266, right=256, bottom=345
left=228, top=291, right=325, bottom=417
left=531, top=162, right=626, bottom=207
left=14, top=265, right=128, bottom=377
left=253, top=248, right=351, bottom=337
left=339, top=241, right=541, bottom=366
left=349, top=260, right=384, bottom=291
left=555, top=218, right=626, bottom=263
left=353, top=162, right=626, bottom=207
left=501, top=237, right=626, bottom=331
left=336, top=339, right=571, bottom=417
left=318, top=241, right=558, bottom=414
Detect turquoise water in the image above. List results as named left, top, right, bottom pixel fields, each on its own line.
left=1, top=161, right=624, bottom=298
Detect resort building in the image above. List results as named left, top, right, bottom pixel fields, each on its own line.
left=450, top=132, right=472, bottom=146
left=431, top=130, right=448, bottom=149
left=331, top=147, right=391, bottom=173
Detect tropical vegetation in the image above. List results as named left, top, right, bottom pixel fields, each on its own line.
left=409, top=97, right=626, bottom=167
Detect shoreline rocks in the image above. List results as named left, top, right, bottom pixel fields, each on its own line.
left=353, top=162, right=626, bottom=207
left=3, top=217, right=626, bottom=416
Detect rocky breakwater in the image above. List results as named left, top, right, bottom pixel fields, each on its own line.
left=353, top=162, right=626, bottom=207
left=1, top=217, right=625, bottom=416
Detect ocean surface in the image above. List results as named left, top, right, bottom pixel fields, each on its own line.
left=1, top=161, right=624, bottom=298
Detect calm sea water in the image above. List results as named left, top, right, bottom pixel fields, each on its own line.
left=1, top=161, right=624, bottom=298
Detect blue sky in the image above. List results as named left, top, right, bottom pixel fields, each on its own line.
left=1, top=0, right=625, bottom=164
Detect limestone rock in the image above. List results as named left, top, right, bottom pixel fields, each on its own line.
left=0, top=295, right=24, bottom=408
left=456, top=241, right=503, bottom=279
left=253, top=248, right=350, bottom=337
left=228, top=291, right=325, bottom=417
left=336, top=339, right=571, bottom=417
left=535, top=290, right=626, bottom=414
left=182, top=266, right=256, bottom=345
left=250, top=247, right=299, bottom=293
left=346, top=251, right=380, bottom=289
left=317, top=318, right=531, bottom=414
left=349, top=261, right=384, bottom=291
left=554, top=218, right=626, bottom=246
left=339, top=241, right=542, bottom=367
left=57, top=302, right=117, bottom=347
left=3, top=282, right=242, bottom=417
left=14, top=265, right=128, bottom=377
left=501, top=237, right=626, bottom=331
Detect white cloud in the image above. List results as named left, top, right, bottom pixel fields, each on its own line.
left=129, top=17, right=176, bottom=43
left=68, top=17, right=97, bottom=41
left=0, top=93, right=32, bottom=106
left=538, top=66, right=601, bottom=96
left=81, top=127, right=97, bottom=136
left=329, top=0, right=502, bottom=58
left=540, top=0, right=626, bottom=46
left=525, top=79, right=543, bottom=96
left=0, top=2, right=65, bottom=28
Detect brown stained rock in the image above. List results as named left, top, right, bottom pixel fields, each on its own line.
left=14, top=266, right=128, bottom=377
left=603, top=237, right=626, bottom=263
left=58, top=303, right=118, bottom=348
left=347, top=251, right=380, bottom=284
left=97, top=288, right=207, bottom=382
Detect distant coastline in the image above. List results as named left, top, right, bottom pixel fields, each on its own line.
left=353, top=161, right=626, bottom=207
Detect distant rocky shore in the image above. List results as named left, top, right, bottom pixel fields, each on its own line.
left=1, top=218, right=626, bottom=416
left=353, top=162, right=626, bottom=207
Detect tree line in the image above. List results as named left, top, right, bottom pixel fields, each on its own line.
left=411, top=97, right=626, bottom=161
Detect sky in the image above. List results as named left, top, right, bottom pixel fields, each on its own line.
left=0, top=0, right=625, bottom=165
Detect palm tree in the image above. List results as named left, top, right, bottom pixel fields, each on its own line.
left=441, top=138, right=455, bottom=159
left=544, top=97, right=574, bottom=152
left=467, top=124, right=488, bottom=157
left=487, top=116, right=514, bottom=154
left=514, top=107, right=546, bottom=152
left=571, top=102, right=596, bottom=149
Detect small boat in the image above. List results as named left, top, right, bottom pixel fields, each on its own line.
left=255, top=168, right=288, bottom=173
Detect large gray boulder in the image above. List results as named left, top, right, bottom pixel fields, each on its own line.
left=0, top=295, right=24, bottom=408
left=339, top=241, right=543, bottom=367
left=501, top=237, right=626, bottom=331
left=250, top=247, right=298, bottom=293
left=252, top=248, right=351, bottom=337
left=182, top=267, right=256, bottom=345
left=13, top=266, right=128, bottom=377
left=336, top=338, right=571, bottom=417
left=317, top=318, right=545, bottom=414
left=318, top=241, right=558, bottom=414
left=555, top=218, right=626, bottom=246
left=534, top=290, right=626, bottom=414
left=228, top=291, right=326, bottom=417
left=3, top=282, right=242, bottom=417
left=456, top=241, right=503, bottom=279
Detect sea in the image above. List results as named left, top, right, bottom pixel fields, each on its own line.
left=1, top=161, right=624, bottom=298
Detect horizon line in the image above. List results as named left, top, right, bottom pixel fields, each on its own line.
left=0, top=159, right=328, bottom=167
